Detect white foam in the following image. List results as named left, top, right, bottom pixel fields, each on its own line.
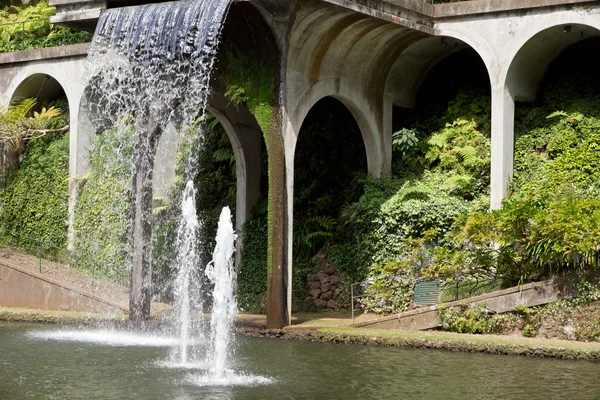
left=187, top=370, right=274, bottom=387
left=27, top=330, right=203, bottom=347
left=157, top=360, right=211, bottom=370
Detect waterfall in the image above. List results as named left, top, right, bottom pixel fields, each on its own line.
left=82, top=0, right=234, bottom=365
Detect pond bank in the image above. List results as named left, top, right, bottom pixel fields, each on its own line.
left=238, top=326, right=600, bottom=361
left=3, top=306, right=600, bottom=360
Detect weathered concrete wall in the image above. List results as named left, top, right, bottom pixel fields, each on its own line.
left=0, top=260, right=127, bottom=314
left=356, top=278, right=575, bottom=330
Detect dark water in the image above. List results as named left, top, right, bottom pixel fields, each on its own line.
left=1, top=323, right=600, bottom=400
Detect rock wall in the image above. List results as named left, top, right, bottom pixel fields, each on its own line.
left=306, top=267, right=343, bottom=309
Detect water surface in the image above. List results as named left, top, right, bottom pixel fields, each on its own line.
left=1, top=323, right=599, bottom=399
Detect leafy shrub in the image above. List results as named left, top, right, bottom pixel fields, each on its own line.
left=0, top=1, right=92, bottom=52
left=359, top=260, right=416, bottom=314
left=438, top=304, right=509, bottom=334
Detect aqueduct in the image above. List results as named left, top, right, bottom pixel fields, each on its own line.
left=0, top=0, right=598, bottom=328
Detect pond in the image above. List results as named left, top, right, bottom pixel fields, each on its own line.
left=1, top=322, right=599, bottom=399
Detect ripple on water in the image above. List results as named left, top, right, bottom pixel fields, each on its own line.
left=26, top=330, right=204, bottom=347
left=187, top=370, right=274, bottom=387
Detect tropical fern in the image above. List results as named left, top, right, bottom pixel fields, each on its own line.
left=0, top=98, right=67, bottom=170
left=396, top=182, right=433, bottom=202
left=294, top=215, right=338, bottom=258
left=212, top=147, right=235, bottom=164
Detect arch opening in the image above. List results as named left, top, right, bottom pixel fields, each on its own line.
left=10, top=73, right=67, bottom=107
left=391, top=46, right=491, bottom=190
left=509, top=37, right=600, bottom=202
left=0, top=73, right=71, bottom=249
left=506, top=24, right=600, bottom=103
left=292, top=96, right=368, bottom=311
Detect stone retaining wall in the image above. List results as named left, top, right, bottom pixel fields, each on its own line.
left=306, top=267, right=344, bottom=309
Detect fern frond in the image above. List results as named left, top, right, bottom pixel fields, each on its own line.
left=455, top=145, right=477, bottom=162
left=397, top=184, right=432, bottom=201
left=9, top=98, right=37, bottom=120
left=212, top=148, right=234, bottom=163
left=34, top=106, right=61, bottom=120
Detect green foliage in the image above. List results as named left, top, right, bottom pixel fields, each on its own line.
left=0, top=1, right=91, bottom=52
left=438, top=304, right=509, bottom=334
left=0, top=129, right=69, bottom=246
left=237, top=214, right=268, bottom=313
left=359, top=261, right=416, bottom=314
left=392, top=128, right=419, bottom=155
left=220, top=45, right=275, bottom=135
left=0, top=97, right=68, bottom=170
left=294, top=215, right=337, bottom=259
left=73, top=123, right=133, bottom=282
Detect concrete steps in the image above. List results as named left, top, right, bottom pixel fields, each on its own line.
left=354, top=278, right=576, bottom=330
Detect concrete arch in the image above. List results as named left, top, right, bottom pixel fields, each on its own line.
left=433, top=26, right=498, bottom=86
left=290, top=78, right=383, bottom=177
left=7, top=70, right=83, bottom=248
left=207, top=91, right=264, bottom=234
left=503, top=23, right=600, bottom=102
left=3, top=59, right=86, bottom=115
left=206, top=106, right=251, bottom=236
left=490, top=21, right=600, bottom=209
left=384, top=35, right=491, bottom=109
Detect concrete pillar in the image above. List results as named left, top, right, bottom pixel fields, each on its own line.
left=67, top=105, right=80, bottom=250
left=382, top=95, right=394, bottom=176
left=152, top=122, right=179, bottom=201
left=490, top=85, right=515, bottom=210
left=265, top=112, right=289, bottom=329
left=284, top=122, right=295, bottom=327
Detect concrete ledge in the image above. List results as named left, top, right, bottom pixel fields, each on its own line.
left=0, top=259, right=127, bottom=314
left=0, top=43, right=89, bottom=65
left=434, top=0, right=597, bottom=18
left=323, top=0, right=435, bottom=33
left=355, top=277, right=575, bottom=330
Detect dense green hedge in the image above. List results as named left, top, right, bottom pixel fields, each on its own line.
left=0, top=131, right=69, bottom=247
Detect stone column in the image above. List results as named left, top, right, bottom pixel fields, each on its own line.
left=490, top=85, right=515, bottom=210
left=265, top=109, right=289, bottom=329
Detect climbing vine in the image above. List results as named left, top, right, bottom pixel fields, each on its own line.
left=0, top=97, right=70, bottom=248
left=73, top=123, right=133, bottom=282
left=0, top=130, right=69, bottom=247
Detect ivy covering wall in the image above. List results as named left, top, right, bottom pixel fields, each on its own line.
left=0, top=130, right=69, bottom=246
left=0, top=96, right=70, bottom=248
left=73, top=124, right=133, bottom=282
